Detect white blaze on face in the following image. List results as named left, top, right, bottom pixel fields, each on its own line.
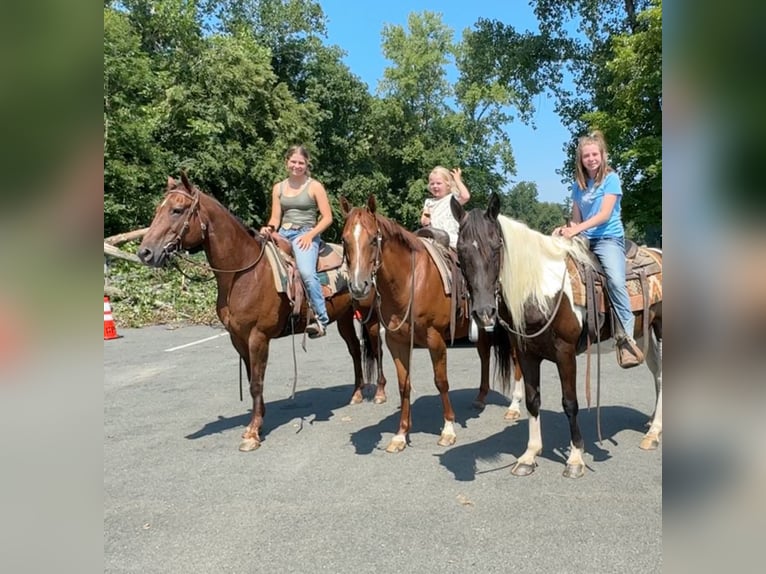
left=350, top=222, right=366, bottom=284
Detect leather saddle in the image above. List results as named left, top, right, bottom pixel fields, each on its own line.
left=567, top=238, right=663, bottom=346
left=264, top=231, right=345, bottom=322
left=414, top=228, right=469, bottom=344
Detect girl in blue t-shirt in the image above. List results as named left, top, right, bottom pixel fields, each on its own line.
left=553, top=131, right=644, bottom=368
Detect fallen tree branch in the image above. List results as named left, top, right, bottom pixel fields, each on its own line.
left=105, top=227, right=149, bottom=246
left=104, top=242, right=141, bottom=263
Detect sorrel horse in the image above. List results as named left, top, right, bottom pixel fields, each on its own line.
left=451, top=193, right=663, bottom=478
left=137, top=173, right=387, bottom=451
left=340, top=195, right=515, bottom=452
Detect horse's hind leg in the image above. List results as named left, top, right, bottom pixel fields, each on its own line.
left=336, top=311, right=366, bottom=405
left=640, top=332, right=662, bottom=450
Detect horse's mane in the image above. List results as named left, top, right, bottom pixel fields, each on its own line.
left=172, top=181, right=263, bottom=243
left=496, top=214, right=592, bottom=332
left=371, top=211, right=424, bottom=253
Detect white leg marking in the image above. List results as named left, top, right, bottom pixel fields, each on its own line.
left=506, top=377, right=524, bottom=417
left=567, top=441, right=585, bottom=467
left=518, top=413, right=542, bottom=465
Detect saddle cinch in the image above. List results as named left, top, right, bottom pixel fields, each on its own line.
left=565, top=239, right=663, bottom=345
left=262, top=232, right=345, bottom=321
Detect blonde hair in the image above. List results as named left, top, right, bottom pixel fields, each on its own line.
left=285, top=144, right=312, bottom=176
left=429, top=166, right=457, bottom=194
left=573, top=130, right=613, bottom=190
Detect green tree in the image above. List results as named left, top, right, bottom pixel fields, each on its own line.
left=464, top=0, right=661, bottom=238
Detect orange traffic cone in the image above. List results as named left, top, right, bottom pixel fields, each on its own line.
left=104, top=296, right=119, bottom=340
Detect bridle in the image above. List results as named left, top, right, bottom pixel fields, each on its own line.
left=462, top=224, right=567, bottom=340
left=161, top=185, right=265, bottom=275
left=160, top=186, right=205, bottom=257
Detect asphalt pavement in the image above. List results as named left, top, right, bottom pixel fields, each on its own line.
left=104, top=324, right=661, bottom=573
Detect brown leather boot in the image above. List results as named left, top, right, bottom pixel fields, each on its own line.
left=616, top=336, right=644, bottom=369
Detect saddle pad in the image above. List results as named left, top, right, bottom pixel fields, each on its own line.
left=566, top=246, right=662, bottom=312
left=264, top=242, right=348, bottom=297
left=419, top=238, right=452, bottom=295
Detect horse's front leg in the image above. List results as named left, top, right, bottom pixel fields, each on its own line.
left=512, top=354, right=543, bottom=476
left=428, top=330, right=456, bottom=447
left=239, top=332, right=270, bottom=452
left=505, top=359, right=525, bottom=422
left=471, top=330, right=492, bottom=410
left=556, top=349, right=585, bottom=478
left=384, top=335, right=413, bottom=453
left=641, top=334, right=662, bottom=450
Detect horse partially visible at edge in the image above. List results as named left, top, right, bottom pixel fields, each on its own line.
left=451, top=193, right=662, bottom=478
left=137, top=173, right=387, bottom=452
left=340, top=195, right=517, bottom=453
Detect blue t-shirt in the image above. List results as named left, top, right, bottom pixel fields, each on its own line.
left=571, top=171, right=624, bottom=239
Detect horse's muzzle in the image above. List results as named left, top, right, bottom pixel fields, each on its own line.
left=348, top=281, right=372, bottom=301
left=138, top=246, right=168, bottom=267
left=472, top=307, right=497, bottom=331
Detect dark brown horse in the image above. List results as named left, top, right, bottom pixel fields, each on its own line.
left=451, top=193, right=663, bottom=478
left=340, top=195, right=514, bottom=452
left=138, top=173, right=387, bottom=451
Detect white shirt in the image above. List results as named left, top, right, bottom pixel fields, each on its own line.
left=424, top=191, right=460, bottom=249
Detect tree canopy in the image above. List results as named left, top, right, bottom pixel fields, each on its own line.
left=104, top=0, right=661, bottom=242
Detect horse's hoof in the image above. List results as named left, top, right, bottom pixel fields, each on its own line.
left=563, top=463, right=585, bottom=479
left=639, top=435, right=660, bottom=450
left=504, top=409, right=521, bottom=421
left=385, top=438, right=406, bottom=453
left=349, top=393, right=363, bottom=405
left=471, top=399, right=486, bottom=411
left=437, top=434, right=457, bottom=447
left=238, top=437, right=261, bottom=452
left=373, top=395, right=387, bottom=405
left=511, top=461, right=537, bottom=476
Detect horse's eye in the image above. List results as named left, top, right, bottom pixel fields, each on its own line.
left=171, top=207, right=184, bottom=215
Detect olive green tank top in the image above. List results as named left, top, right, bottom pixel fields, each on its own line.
left=279, top=178, right=316, bottom=229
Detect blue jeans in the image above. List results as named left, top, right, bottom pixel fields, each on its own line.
left=589, top=236, right=634, bottom=338
left=279, top=228, right=329, bottom=326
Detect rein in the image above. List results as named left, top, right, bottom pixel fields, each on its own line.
left=497, top=266, right=568, bottom=339
left=370, top=223, right=416, bottom=370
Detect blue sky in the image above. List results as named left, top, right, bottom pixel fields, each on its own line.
left=319, top=0, right=572, bottom=204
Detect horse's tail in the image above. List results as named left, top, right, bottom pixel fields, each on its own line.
left=491, top=327, right=514, bottom=395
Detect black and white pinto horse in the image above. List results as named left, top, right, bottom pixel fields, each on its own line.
left=451, top=194, right=662, bottom=478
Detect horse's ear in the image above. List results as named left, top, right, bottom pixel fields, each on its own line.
left=487, top=192, right=501, bottom=220
left=367, top=195, right=377, bottom=214
left=180, top=170, right=193, bottom=192
left=340, top=196, right=351, bottom=217
left=166, top=176, right=176, bottom=191
left=450, top=196, right=466, bottom=224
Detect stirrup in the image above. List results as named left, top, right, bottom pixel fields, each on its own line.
left=305, top=321, right=326, bottom=339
